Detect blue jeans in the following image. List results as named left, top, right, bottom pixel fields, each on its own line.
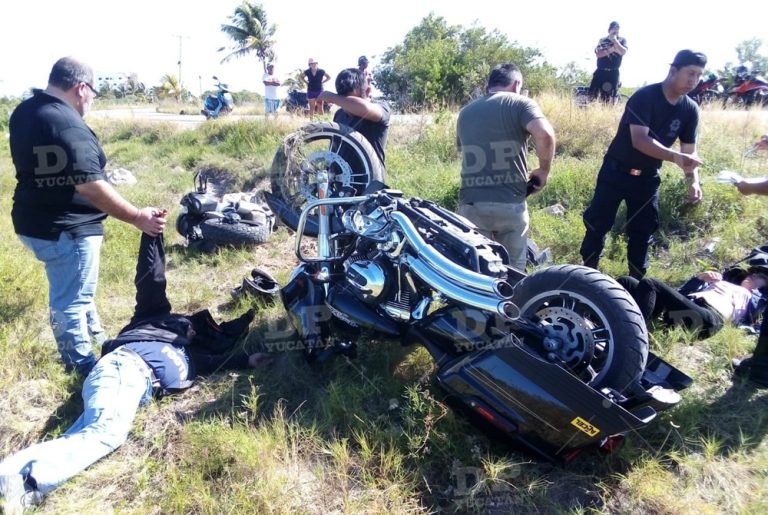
left=265, top=98, right=280, bottom=114
left=0, top=349, right=153, bottom=494
left=18, top=233, right=105, bottom=375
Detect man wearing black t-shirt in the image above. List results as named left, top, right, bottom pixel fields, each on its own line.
left=9, top=57, right=167, bottom=376
left=0, top=232, right=269, bottom=511
left=588, top=21, right=628, bottom=103
left=319, top=68, right=391, bottom=166
left=580, top=50, right=707, bottom=279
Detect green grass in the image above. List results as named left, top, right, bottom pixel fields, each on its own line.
left=2, top=99, right=768, bottom=513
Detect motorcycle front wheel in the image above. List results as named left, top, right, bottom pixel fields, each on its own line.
left=511, top=264, right=648, bottom=391
left=270, top=122, right=385, bottom=221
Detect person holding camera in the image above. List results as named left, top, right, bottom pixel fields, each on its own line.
left=588, top=21, right=628, bottom=103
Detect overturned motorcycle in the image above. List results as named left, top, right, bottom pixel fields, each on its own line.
left=265, top=183, right=691, bottom=462
left=176, top=170, right=274, bottom=250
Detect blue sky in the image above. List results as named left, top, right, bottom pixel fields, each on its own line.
left=1, top=0, right=766, bottom=97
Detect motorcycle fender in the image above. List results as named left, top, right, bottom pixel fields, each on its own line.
left=263, top=191, right=345, bottom=236
left=436, top=345, right=655, bottom=461
left=279, top=264, right=332, bottom=349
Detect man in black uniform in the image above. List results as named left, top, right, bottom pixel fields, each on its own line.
left=588, top=21, right=628, bottom=103
left=0, top=231, right=269, bottom=512
left=10, top=57, right=167, bottom=376
left=580, top=50, right=707, bottom=279
left=319, top=68, right=391, bottom=166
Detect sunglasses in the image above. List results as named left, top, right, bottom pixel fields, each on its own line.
left=82, top=81, right=99, bottom=96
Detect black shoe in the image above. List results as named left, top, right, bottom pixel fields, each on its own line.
left=732, top=357, right=768, bottom=387
left=231, top=268, right=280, bottom=302
left=732, top=357, right=752, bottom=377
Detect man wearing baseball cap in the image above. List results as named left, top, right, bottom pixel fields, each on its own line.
left=580, top=49, right=707, bottom=279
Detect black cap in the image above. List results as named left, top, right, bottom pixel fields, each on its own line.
left=358, top=55, right=369, bottom=66
left=671, top=50, right=707, bottom=68
left=609, top=21, right=620, bottom=30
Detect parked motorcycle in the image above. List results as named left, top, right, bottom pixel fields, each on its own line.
left=264, top=137, right=692, bottom=461
left=285, top=90, right=331, bottom=115
left=176, top=170, right=274, bottom=250
left=201, top=76, right=235, bottom=119
left=724, top=68, right=768, bottom=107
left=688, top=73, right=725, bottom=105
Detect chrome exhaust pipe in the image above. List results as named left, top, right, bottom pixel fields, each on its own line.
left=403, top=255, right=520, bottom=320
left=390, top=211, right=514, bottom=298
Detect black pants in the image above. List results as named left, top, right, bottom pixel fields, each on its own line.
left=617, top=276, right=724, bottom=338
left=589, top=68, right=619, bottom=102
left=132, top=233, right=173, bottom=321
left=580, top=158, right=661, bottom=278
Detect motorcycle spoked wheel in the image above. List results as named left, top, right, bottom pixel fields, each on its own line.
left=270, top=122, right=385, bottom=220
left=511, top=264, right=648, bottom=391
left=198, top=219, right=270, bottom=246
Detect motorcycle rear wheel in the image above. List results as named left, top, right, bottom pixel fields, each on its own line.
left=270, top=122, right=385, bottom=218
left=511, top=264, right=648, bottom=391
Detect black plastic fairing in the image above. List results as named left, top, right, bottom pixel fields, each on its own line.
left=436, top=344, right=655, bottom=460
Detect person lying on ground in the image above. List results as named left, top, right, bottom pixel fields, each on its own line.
left=617, top=268, right=768, bottom=339
left=0, top=230, right=270, bottom=513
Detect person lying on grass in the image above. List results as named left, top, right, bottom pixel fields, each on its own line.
left=0, top=230, right=271, bottom=514
left=617, top=268, right=768, bottom=339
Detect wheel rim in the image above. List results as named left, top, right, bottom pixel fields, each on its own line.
left=518, top=290, right=614, bottom=385
left=280, top=129, right=375, bottom=209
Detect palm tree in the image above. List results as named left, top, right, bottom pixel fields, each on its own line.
left=156, top=74, right=185, bottom=102
left=219, top=2, right=276, bottom=73
left=282, top=68, right=306, bottom=92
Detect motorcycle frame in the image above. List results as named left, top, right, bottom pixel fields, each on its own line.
left=277, top=187, right=693, bottom=462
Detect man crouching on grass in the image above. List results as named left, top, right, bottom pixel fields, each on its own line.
left=0, top=227, right=271, bottom=513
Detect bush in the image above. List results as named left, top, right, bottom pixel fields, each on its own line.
left=0, top=97, right=20, bottom=132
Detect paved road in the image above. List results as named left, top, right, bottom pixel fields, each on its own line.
left=88, top=106, right=767, bottom=132
left=88, top=107, right=210, bottom=129
left=87, top=107, right=433, bottom=129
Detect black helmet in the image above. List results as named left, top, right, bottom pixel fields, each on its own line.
left=231, top=268, right=280, bottom=302
left=747, top=251, right=768, bottom=273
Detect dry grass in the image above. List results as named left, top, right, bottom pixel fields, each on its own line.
left=2, top=99, right=768, bottom=513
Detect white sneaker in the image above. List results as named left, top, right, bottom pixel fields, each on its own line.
left=0, top=474, right=40, bottom=514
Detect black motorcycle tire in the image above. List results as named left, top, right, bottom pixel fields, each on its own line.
left=511, top=264, right=648, bottom=391
left=199, top=219, right=270, bottom=246
left=176, top=213, right=192, bottom=238
left=270, top=122, right=385, bottom=214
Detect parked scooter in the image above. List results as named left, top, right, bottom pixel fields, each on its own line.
left=201, top=76, right=235, bottom=119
